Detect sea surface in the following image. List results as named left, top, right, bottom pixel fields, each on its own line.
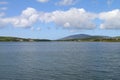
left=0, top=42, right=120, bottom=80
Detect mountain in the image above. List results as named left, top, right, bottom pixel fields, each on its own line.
left=0, top=36, right=51, bottom=42
left=58, top=34, right=118, bottom=42
left=60, top=34, right=110, bottom=40
left=60, top=34, right=92, bottom=40
left=1, top=34, right=120, bottom=42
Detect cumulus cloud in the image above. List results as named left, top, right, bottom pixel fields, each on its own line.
left=12, top=7, right=39, bottom=27
left=37, top=0, right=49, bottom=3
left=40, top=8, right=97, bottom=29
left=2, top=7, right=120, bottom=30
left=56, top=0, right=76, bottom=6
left=0, top=7, right=39, bottom=28
left=1, top=8, right=118, bottom=30
left=99, top=9, right=120, bottom=29
left=0, top=7, right=97, bottom=29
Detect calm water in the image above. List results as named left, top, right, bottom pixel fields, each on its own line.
left=0, top=42, right=120, bottom=80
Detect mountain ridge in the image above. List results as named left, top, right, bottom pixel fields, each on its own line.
left=58, top=34, right=120, bottom=42
left=60, top=34, right=110, bottom=40
left=60, top=34, right=92, bottom=40
left=1, top=34, right=120, bottom=42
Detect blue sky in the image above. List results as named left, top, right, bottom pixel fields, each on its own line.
left=0, top=0, right=120, bottom=40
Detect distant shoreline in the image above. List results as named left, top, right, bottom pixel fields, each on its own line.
left=1, top=35, right=120, bottom=42
left=1, top=40, right=120, bottom=42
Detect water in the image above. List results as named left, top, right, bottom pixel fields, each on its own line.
left=0, top=42, right=120, bottom=80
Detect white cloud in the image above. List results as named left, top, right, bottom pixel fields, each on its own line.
left=12, top=7, right=39, bottom=27
left=0, top=7, right=97, bottom=29
left=40, top=8, right=97, bottom=29
left=99, top=9, right=120, bottom=29
left=56, top=0, right=76, bottom=6
left=4, top=7, right=120, bottom=30
left=37, top=0, right=49, bottom=3
left=0, top=7, right=7, bottom=10
left=0, top=7, right=39, bottom=28
left=0, top=1, right=8, bottom=4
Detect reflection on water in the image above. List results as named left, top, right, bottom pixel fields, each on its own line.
left=0, top=42, right=120, bottom=80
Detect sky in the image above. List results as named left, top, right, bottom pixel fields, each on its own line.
left=0, top=0, right=120, bottom=40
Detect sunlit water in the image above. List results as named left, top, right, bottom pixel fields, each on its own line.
left=0, top=42, right=120, bottom=80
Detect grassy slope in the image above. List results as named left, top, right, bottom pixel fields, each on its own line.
left=1, top=36, right=120, bottom=42
left=0, top=36, right=51, bottom=42
left=58, top=36, right=120, bottom=42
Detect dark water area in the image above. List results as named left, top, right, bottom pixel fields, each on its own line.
left=0, top=42, right=120, bottom=80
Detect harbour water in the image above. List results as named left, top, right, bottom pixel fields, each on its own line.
left=0, top=42, right=120, bottom=80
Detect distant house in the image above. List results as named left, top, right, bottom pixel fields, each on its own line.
left=19, top=39, right=23, bottom=42
left=29, top=39, right=34, bottom=42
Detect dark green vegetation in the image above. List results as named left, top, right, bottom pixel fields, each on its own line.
left=58, top=34, right=120, bottom=42
left=1, top=34, right=120, bottom=42
left=0, top=36, right=51, bottom=42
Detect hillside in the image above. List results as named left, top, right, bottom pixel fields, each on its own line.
left=1, top=34, right=120, bottom=42
left=60, top=34, right=91, bottom=40
left=58, top=34, right=120, bottom=42
left=0, top=36, right=51, bottom=42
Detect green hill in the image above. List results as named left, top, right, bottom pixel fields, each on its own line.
left=1, top=34, right=120, bottom=42
left=0, top=36, right=51, bottom=42
left=58, top=34, right=120, bottom=42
